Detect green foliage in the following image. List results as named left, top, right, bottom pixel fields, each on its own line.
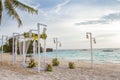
left=24, top=32, right=47, bottom=40
left=3, top=44, right=10, bottom=52
left=68, top=62, right=75, bottom=69
left=3, top=36, right=43, bottom=54
left=52, top=58, right=60, bottom=66
left=27, top=59, right=36, bottom=68
left=40, top=33, right=47, bottom=39
left=3, top=38, right=12, bottom=53
left=24, top=32, right=36, bottom=38
left=26, top=40, right=43, bottom=53
left=0, top=46, right=1, bottom=51
left=1, top=0, right=38, bottom=27
left=24, top=32, right=30, bottom=38
left=45, top=63, right=52, bottom=72
left=2, top=32, right=48, bottom=54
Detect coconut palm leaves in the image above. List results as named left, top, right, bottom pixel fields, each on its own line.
left=12, top=0, right=37, bottom=14
left=0, top=0, right=3, bottom=24
left=1, top=0, right=38, bottom=27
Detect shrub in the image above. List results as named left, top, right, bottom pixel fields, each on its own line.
left=68, top=62, right=75, bottom=69
left=45, top=63, right=52, bottom=72
left=27, top=59, right=36, bottom=68
left=26, top=54, right=32, bottom=57
left=52, top=58, right=60, bottom=66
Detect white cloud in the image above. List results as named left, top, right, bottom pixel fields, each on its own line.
left=53, top=0, right=70, bottom=14
left=75, top=12, right=120, bottom=25
left=116, top=0, right=120, bottom=2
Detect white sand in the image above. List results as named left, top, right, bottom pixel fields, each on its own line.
left=0, top=53, right=120, bottom=80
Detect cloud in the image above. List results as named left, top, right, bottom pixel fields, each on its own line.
left=75, top=20, right=108, bottom=25
left=53, top=0, right=70, bottom=14
left=116, top=0, right=120, bottom=2
left=75, top=12, right=120, bottom=25
left=69, top=0, right=120, bottom=7
left=102, top=13, right=120, bottom=21
left=95, top=33, right=117, bottom=38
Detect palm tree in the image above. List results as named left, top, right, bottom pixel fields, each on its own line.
left=0, top=0, right=38, bottom=27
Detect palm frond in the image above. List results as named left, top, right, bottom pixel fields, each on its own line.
left=4, top=0, right=22, bottom=27
left=0, top=0, right=3, bottom=24
left=12, top=0, right=38, bottom=14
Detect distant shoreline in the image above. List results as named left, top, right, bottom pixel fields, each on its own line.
left=54, top=48, right=120, bottom=51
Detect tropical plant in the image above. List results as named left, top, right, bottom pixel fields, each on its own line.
left=0, top=0, right=38, bottom=27
left=52, top=58, right=60, bottom=66
left=68, top=62, right=75, bottom=69
left=40, top=33, right=47, bottom=40
left=3, top=36, right=43, bottom=53
left=27, top=59, right=36, bottom=68
left=45, top=63, right=52, bottom=72
left=24, top=32, right=47, bottom=40
left=24, top=32, right=30, bottom=38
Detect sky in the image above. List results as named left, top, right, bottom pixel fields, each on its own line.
left=1, top=0, right=120, bottom=49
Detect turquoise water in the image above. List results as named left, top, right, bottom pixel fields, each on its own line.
left=41, top=48, right=120, bottom=63
left=1, top=48, right=120, bottom=63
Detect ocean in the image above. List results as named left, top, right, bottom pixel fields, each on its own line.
left=41, top=48, right=120, bottom=63
left=1, top=48, right=120, bottom=63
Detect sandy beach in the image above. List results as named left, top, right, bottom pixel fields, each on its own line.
left=0, top=53, right=120, bottom=80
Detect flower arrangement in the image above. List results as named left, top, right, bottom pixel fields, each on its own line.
left=45, top=63, right=52, bottom=72
left=68, top=62, right=75, bottom=69
left=52, top=58, right=60, bottom=66
left=27, top=59, right=36, bottom=68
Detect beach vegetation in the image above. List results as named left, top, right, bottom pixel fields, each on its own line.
left=45, top=63, right=52, bottom=72
left=52, top=58, right=60, bottom=66
left=27, top=59, right=36, bottom=68
left=2, top=32, right=53, bottom=54
left=68, top=62, right=75, bottom=69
